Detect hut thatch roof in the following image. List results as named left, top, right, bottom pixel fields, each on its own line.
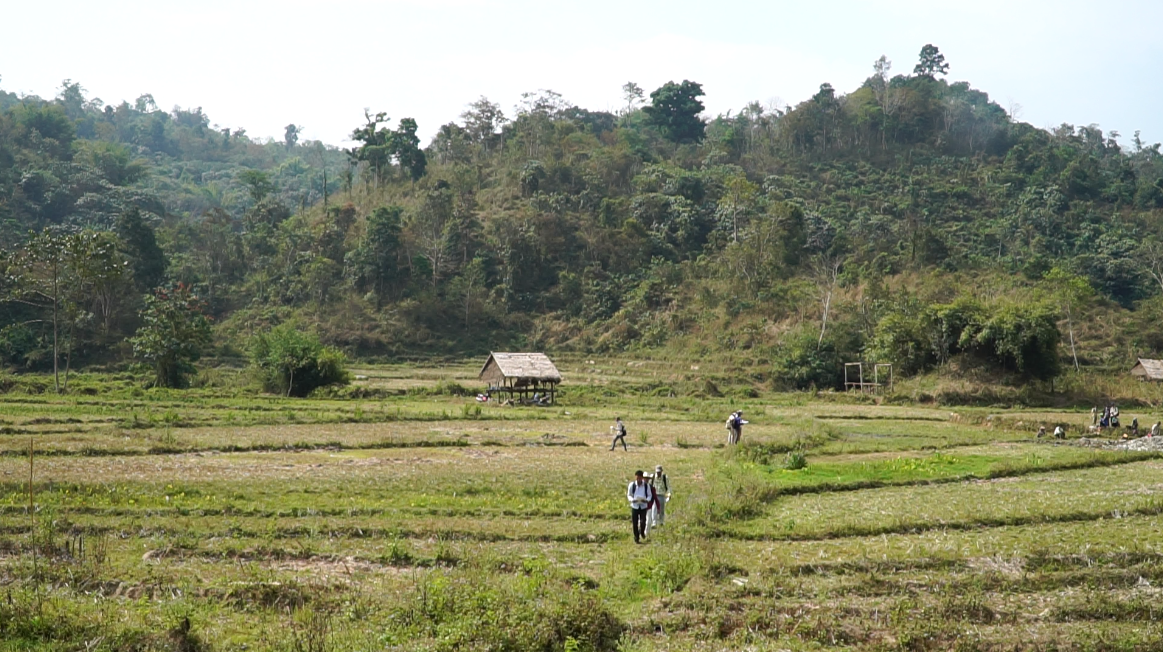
left=479, top=352, right=562, bottom=386
left=1131, top=358, right=1163, bottom=381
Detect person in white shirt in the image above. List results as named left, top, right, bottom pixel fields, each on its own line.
left=627, top=469, right=653, bottom=543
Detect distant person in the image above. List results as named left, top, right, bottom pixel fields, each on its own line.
left=627, top=469, right=653, bottom=544
left=1151, top=422, right=1161, bottom=438
left=610, top=417, right=628, bottom=451
left=1132, top=417, right=1140, bottom=436
left=1054, top=425, right=1066, bottom=440
left=1091, top=407, right=1098, bottom=426
left=1037, top=426, right=1047, bottom=438
left=651, top=464, right=670, bottom=527
left=726, top=410, right=746, bottom=445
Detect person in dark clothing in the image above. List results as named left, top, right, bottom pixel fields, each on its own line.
left=627, top=469, right=653, bottom=543
left=610, top=416, right=628, bottom=451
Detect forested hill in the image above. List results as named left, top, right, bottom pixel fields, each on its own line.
left=3, top=45, right=1163, bottom=390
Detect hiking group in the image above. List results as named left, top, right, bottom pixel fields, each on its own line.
left=626, top=466, right=670, bottom=544
left=615, top=411, right=743, bottom=543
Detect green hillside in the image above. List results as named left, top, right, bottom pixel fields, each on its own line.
left=2, top=46, right=1163, bottom=392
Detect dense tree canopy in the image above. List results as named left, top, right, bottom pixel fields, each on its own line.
left=2, top=51, right=1163, bottom=390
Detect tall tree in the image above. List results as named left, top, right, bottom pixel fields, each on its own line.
left=347, top=205, right=404, bottom=301
left=1042, top=267, right=1094, bottom=372
left=643, top=80, right=706, bottom=144
left=408, top=187, right=457, bottom=288
left=4, top=230, right=72, bottom=392
left=392, top=118, right=427, bottom=183
left=238, top=169, right=274, bottom=203
left=718, top=173, right=759, bottom=242
left=812, top=253, right=843, bottom=349
left=913, top=44, right=950, bottom=78
left=115, top=207, right=167, bottom=292
left=350, top=110, right=394, bottom=184
left=283, top=123, right=301, bottom=149
left=2, top=229, right=121, bottom=392
left=447, top=256, right=488, bottom=327
left=871, top=55, right=902, bottom=147
left=621, top=82, right=644, bottom=115
left=460, top=97, right=506, bottom=156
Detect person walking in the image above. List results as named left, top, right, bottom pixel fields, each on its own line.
left=651, top=464, right=670, bottom=527
left=627, top=470, right=653, bottom=543
left=610, top=416, right=628, bottom=451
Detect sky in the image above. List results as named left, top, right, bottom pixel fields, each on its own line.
left=2, top=0, right=1161, bottom=148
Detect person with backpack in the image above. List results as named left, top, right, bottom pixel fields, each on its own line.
left=626, top=469, right=654, bottom=543
left=610, top=416, right=628, bottom=451
left=650, top=464, right=670, bottom=527
left=726, top=410, right=745, bottom=445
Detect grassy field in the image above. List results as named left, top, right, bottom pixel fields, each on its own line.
left=2, top=362, right=1163, bottom=650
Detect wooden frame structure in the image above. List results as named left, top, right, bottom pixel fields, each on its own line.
left=844, top=362, right=893, bottom=394
left=479, top=352, right=562, bottom=404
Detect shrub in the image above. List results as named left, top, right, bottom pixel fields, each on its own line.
left=733, top=440, right=794, bottom=465
left=433, top=380, right=470, bottom=396
left=130, top=284, right=212, bottom=388
left=869, top=303, right=938, bottom=376
left=784, top=450, right=808, bottom=470
left=250, top=324, right=350, bottom=397
left=391, top=570, right=624, bottom=652
left=770, top=324, right=860, bottom=390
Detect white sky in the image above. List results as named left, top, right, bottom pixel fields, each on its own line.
left=2, top=0, right=1161, bottom=148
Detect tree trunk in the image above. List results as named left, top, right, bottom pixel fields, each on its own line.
left=818, top=288, right=832, bottom=350
left=63, top=326, right=72, bottom=392
left=1067, top=313, right=1080, bottom=372
left=51, top=290, right=59, bottom=394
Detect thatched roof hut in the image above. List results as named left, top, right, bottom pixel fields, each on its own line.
left=1130, top=358, right=1163, bottom=381
left=479, top=352, right=561, bottom=403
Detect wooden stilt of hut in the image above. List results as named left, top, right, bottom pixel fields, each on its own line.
left=479, top=352, right=562, bottom=404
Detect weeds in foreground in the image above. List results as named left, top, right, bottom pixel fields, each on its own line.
left=387, top=568, right=624, bottom=652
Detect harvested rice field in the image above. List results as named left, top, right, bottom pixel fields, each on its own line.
left=2, top=365, right=1162, bottom=650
